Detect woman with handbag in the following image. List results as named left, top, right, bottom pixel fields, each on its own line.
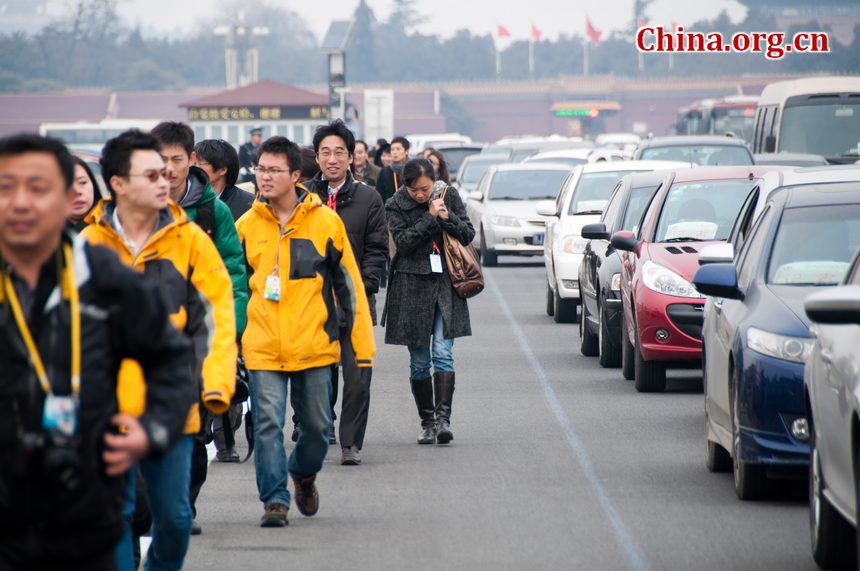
left=381, top=158, right=476, bottom=445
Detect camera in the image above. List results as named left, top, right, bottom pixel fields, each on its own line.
left=23, top=430, right=83, bottom=492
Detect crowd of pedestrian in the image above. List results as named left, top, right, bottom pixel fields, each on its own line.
left=0, top=120, right=472, bottom=570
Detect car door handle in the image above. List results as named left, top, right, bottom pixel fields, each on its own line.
left=714, top=298, right=724, bottom=312
left=820, top=350, right=833, bottom=365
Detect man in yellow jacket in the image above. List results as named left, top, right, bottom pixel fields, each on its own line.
left=81, top=129, right=236, bottom=570
left=236, top=136, right=374, bottom=528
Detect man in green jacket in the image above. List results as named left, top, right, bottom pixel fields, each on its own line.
left=152, top=121, right=248, bottom=533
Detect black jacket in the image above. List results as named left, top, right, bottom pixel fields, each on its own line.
left=375, top=162, right=406, bottom=205
left=305, top=171, right=389, bottom=295
left=219, top=184, right=255, bottom=222
left=353, top=162, right=381, bottom=188
left=0, top=233, right=193, bottom=560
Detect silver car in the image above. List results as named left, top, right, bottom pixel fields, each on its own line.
left=804, top=249, right=860, bottom=569
left=467, top=163, right=572, bottom=267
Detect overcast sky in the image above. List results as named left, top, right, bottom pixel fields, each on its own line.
left=114, top=0, right=746, bottom=42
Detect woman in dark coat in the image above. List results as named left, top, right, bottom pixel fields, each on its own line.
left=382, top=158, right=475, bottom=445
left=67, top=156, right=100, bottom=231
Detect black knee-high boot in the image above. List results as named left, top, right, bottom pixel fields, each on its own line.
left=433, top=372, right=455, bottom=444
left=410, top=378, right=436, bottom=444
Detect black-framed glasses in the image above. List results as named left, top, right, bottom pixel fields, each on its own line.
left=129, top=169, right=168, bottom=183
left=317, top=150, right=349, bottom=160
left=257, top=167, right=291, bottom=176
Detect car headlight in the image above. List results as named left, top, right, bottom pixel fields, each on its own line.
left=490, top=215, right=520, bottom=227
left=562, top=235, right=589, bottom=254
left=611, top=273, right=621, bottom=292
left=747, top=327, right=813, bottom=364
left=641, top=260, right=703, bottom=298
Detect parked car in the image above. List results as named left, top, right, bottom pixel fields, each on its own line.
left=595, top=132, right=641, bottom=159
left=467, top=163, right=572, bottom=266
left=694, top=183, right=860, bottom=501
left=434, top=144, right=483, bottom=179
left=804, top=248, right=860, bottom=569
left=612, top=166, right=780, bottom=392
left=484, top=136, right=594, bottom=163
left=452, top=153, right=508, bottom=201
left=406, top=132, right=472, bottom=153
left=753, top=152, right=828, bottom=167
left=579, top=168, right=690, bottom=366
left=633, top=135, right=754, bottom=166
left=537, top=161, right=689, bottom=323
left=524, top=147, right=625, bottom=169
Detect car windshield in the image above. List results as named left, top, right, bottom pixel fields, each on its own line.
left=779, top=103, right=860, bottom=159
left=711, top=108, right=756, bottom=141
left=767, top=205, right=860, bottom=286
left=621, top=185, right=661, bottom=231
left=439, top=148, right=481, bottom=173
left=487, top=170, right=569, bottom=201
left=460, top=159, right=503, bottom=184
left=568, top=171, right=635, bottom=215
left=653, top=180, right=753, bottom=242
left=510, top=148, right=541, bottom=162
left=530, top=157, right=587, bottom=168
left=640, top=145, right=752, bottom=165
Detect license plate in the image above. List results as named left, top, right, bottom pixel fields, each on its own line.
left=534, top=234, right=544, bottom=245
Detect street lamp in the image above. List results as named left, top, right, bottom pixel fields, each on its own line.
left=215, top=11, right=270, bottom=89
left=320, top=20, right=354, bottom=121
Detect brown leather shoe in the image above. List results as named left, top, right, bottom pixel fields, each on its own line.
left=260, top=502, right=289, bottom=527
left=292, top=475, right=319, bottom=516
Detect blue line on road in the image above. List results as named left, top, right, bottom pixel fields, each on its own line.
left=486, top=271, right=651, bottom=571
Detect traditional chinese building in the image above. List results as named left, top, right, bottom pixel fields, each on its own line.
left=180, top=79, right=329, bottom=148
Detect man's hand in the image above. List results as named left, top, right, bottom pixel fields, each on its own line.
left=103, top=413, right=150, bottom=477
left=429, top=198, right=448, bottom=220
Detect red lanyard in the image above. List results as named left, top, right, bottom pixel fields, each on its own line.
left=432, top=241, right=440, bottom=254
left=326, top=191, right=338, bottom=212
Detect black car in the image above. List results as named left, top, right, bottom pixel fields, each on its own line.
left=633, top=135, right=754, bottom=166
left=578, top=171, right=668, bottom=366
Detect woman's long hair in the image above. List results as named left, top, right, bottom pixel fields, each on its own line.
left=425, top=148, right=450, bottom=184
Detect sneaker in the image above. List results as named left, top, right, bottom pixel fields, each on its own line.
left=341, top=445, right=361, bottom=466
left=291, top=426, right=299, bottom=442
left=292, top=475, right=319, bottom=517
left=215, top=448, right=240, bottom=463
left=328, top=427, right=337, bottom=446
left=260, top=503, right=289, bottom=527
left=190, top=520, right=202, bottom=535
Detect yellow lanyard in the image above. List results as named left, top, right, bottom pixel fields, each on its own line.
left=3, top=244, right=80, bottom=396
left=393, top=170, right=399, bottom=192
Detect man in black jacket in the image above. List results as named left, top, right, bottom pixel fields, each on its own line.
left=374, top=135, right=410, bottom=204
left=305, top=120, right=388, bottom=466
left=0, top=134, right=193, bottom=569
left=195, top=139, right=255, bottom=221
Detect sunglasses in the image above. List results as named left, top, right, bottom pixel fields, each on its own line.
left=129, top=169, right=169, bottom=183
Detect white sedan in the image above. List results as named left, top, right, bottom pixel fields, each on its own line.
left=538, top=160, right=690, bottom=322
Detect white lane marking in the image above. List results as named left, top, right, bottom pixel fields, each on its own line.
left=486, top=270, right=652, bottom=571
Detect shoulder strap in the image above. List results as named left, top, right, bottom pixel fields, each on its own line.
left=195, top=200, right=216, bottom=239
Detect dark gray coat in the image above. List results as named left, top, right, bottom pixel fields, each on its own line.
left=382, top=185, right=475, bottom=346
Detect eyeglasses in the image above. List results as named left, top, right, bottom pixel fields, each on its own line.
left=129, top=169, right=168, bottom=183
left=317, top=150, right=349, bottom=160
left=257, top=167, right=291, bottom=176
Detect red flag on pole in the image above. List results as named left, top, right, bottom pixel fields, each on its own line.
left=585, top=16, right=602, bottom=45
left=531, top=22, right=542, bottom=42
left=497, top=24, right=511, bottom=38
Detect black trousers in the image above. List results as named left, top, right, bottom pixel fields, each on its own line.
left=0, top=539, right=115, bottom=571
left=189, top=436, right=208, bottom=517
left=338, top=334, right=373, bottom=450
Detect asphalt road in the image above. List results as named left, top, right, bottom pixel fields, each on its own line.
left=183, top=259, right=817, bottom=571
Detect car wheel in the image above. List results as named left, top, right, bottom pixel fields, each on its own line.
left=553, top=288, right=577, bottom=324
left=579, top=294, right=598, bottom=356
left=731, top=367, right=766, bottom=500
left=598, top=298, right=620, bottom=368
left=480, top=232, right=497, bottom=267
left=621, top=314, right=635, bottom=381
left=634, top=329, right=666, bottom=392
left=809, top=415, right=856, bottom=569
left=546, top=282, right=554, bottom=316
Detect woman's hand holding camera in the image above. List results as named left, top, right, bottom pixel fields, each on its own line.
left=429, top=198, right=449, bottom=220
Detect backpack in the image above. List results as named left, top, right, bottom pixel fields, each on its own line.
left=194, top=200, right=217, bottom=240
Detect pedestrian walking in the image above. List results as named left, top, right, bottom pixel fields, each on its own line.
left=424, top=148, right=451, bottom=185
left=352, top=139, right=380, bottom=187
left=67, top=156, right=100, bottom=231
left=81, top=129, right=237, bottom=570
left=238, top=126, right=263, bottom=183
left=381, top=158, right=475, bottom=445
left=375, top=136, right=410, bottom=204
left=304, top=120, right=388, bottom=466
left=235, top=136, right=375, bottom=527
left=0, top=133, right=194, bottom=570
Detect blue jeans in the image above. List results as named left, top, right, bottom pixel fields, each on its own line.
left=249, top=366, right=332, bottom=507
left=116, top=469, right=137, bottom=571
left=138, top=436, right=193, bottom=571
left=408, top=306, right=454, bottom=380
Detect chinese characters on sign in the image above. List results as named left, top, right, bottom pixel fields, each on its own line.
left=187, top=106, right=329, bottom=121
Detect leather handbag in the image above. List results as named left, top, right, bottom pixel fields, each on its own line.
left=439, top=187, right=484, bottom=299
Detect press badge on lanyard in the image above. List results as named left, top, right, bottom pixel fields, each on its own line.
left=264, top=272, right=281, bottom=301
left=430, top=242, right=443, bottom=274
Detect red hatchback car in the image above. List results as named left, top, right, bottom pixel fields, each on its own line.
left=611, top=166, right=788, bottom=392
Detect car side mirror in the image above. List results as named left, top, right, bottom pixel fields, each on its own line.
left=804, top=286, right=860, bottom=324
left=765, top=135, right=776, bottom=153
left=582, top=223, right=610, bottom=240
left=610, top=230, right=638, bottom=252
left=698, top=243, right=734, bottom=266
left=536, top=200, right=558, bottom=217
left=469, top=190, right=483, bottom=201
left=693, top=263, right=742, bottom=300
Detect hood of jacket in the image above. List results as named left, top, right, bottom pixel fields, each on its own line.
left=179, top=166, right=215, bottom=209
left=250, top=185, right=322, bottom=228
left=85, top=198, right=189, bottom=238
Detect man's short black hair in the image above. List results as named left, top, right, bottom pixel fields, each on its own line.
left=151, top=121, right=195, bottom=156
left=391, top=136, right=411, bottom=151
left=101, top=129, right=162, bottom=198
left=257, top=136, right=302, bottom=172
left=194, top=139, right=240, bottom=187
left=312, top=119, right=355, bottom=155
left=355, top=140, right=368, bottom=152
left=298, top=146, right=320, bottom=182
left=0, top=133, right=75, bottom=190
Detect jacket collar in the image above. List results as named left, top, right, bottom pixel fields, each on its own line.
left=86, top=199, right=187, bottom=239
left=391, top=187, right=425, bottom=211
left=307, top=171, right=356, bottom=202
left=251, top=185, right=321, bottom=227
left=178, top=166, right=213, bottom=208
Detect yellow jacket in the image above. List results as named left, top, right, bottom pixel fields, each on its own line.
left=82, top=200, right=237, bottom=433
left=236, top=189, right=375, bottom=372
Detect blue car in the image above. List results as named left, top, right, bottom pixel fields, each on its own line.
left=694, top=182, right=860, bottom=500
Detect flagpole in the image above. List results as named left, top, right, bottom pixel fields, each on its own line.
left=496, top=48, right=502, bottom=78
left=528, top=39, right=535, bottom=77
left=583, top=39, right=589, bottom=76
